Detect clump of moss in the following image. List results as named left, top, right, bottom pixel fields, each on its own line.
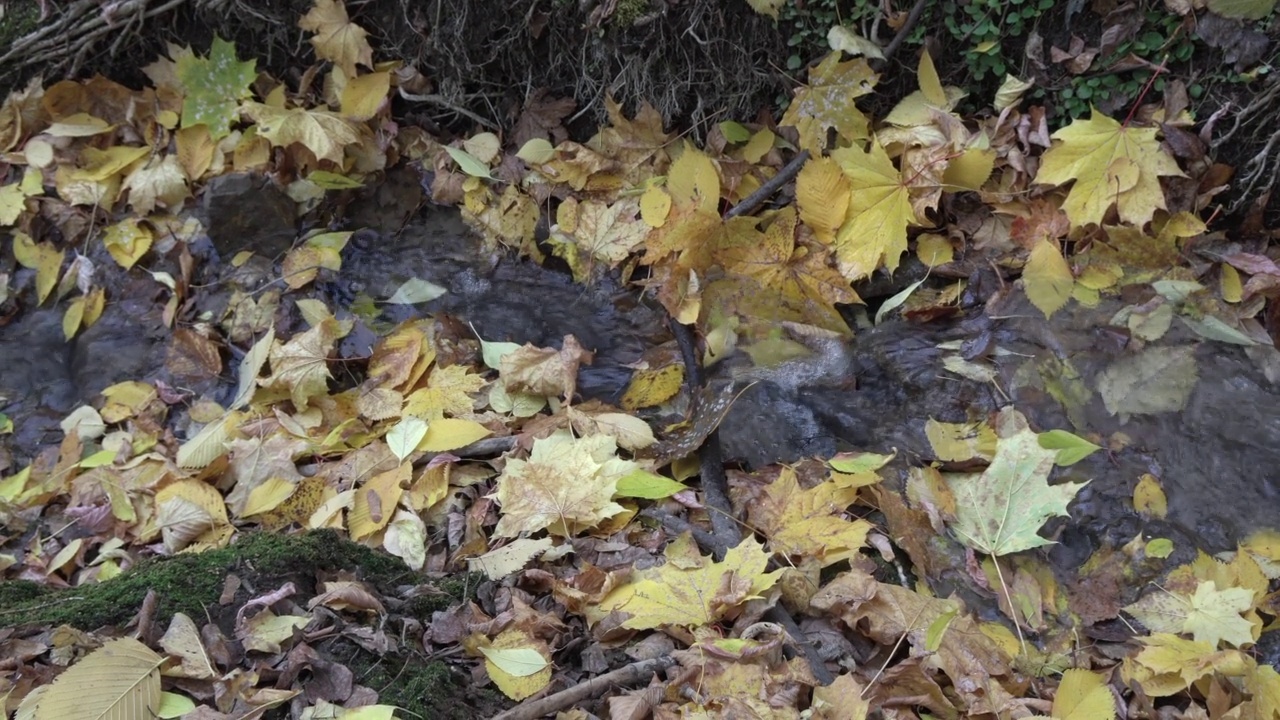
left=350, top=653, right=507, bottom=719
left=0, top=530, right=418, bottom=630
left=0, top=2, right=40, bottom=51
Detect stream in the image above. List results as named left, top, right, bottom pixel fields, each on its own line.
left=3, top=173, right=1278, bottom=572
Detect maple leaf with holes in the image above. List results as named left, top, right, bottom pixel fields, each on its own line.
left=780, top=52, right=877, bottom=153
left=1035, top=110, right=1185, bottom=229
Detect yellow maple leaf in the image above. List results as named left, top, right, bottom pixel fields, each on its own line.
left=715, top=207, right=859, bottom=331
left=780, top=52, right=877, bottom=153
left=298, top=0, right=373, bottom=77
left=747, top=465, right=872, bottom=566
left=402, top=364, right=485, bottom=419
left=598, top=535, right=781, bottom=629
left=831, top=139, right=916, bottom=280
left=240, top=102, right=360, bottom=164
left=1035, top=110, right=1185, bottom=229
left=549, top=197, right=650, bottom=277
left=490, top=431, right=630, bottom=538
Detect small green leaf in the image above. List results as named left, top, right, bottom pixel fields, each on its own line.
left=156, top=692, right=197, bottom=719
left=308, top=171, right=364, bottom=189
left=386, top=417, right=429, bottom=463
left=719, top=121, right=751, bottom=143
left=1037, top=429, right=1102, bottom=466
left=444, top=145, right=493, bottom=179
left=615, top=470, right=687, bottom=499
left=1145, top=538, right=1174, bottom=558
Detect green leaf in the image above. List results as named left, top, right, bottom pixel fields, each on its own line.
left=481, top=339, right=522, bottom=370
left=479, top=646, right=549, bottom=677
left=615, top=470, right=687, bottom=499
left=386, top=417, right=429, bottom=463
left=307, top=170, right=365, bottom=189
left=1037, top=429, right=1102, bottom=466
left=946, top=408, right=1087, bottom=556
left=719, top=121, right=751, bottom=143
left=176, top=37, right=256, bottom=140
left=1207, top=0, right=1276, bottom=19
left=444, top=145, right=493, bottom=179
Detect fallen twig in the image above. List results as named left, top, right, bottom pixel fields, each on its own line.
left=492, top=656, right=678, bottom=720
left=725, top=149, right=811, bottom=219
left=881, top=0, right=930, bottom=63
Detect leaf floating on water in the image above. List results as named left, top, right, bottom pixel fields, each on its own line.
left=1037, top=429, right=1102, bottom=466
left=1098, top=345, right=1198, bottom=418
left=385, top=277, right=448, bottom=304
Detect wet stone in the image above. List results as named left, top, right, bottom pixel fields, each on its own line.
left=199, top=173, right=298, bottom=259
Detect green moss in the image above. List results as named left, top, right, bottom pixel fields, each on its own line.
left=0, top=2, right=40, bottom=50
left=611, top=0, right=650, bottom=28
left=350, top=653, right=506, bottom=719
left=404, top=572, right=484, bottom=618
left=0, top=530, right=417, bottom=630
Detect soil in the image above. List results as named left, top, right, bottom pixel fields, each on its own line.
left=2, top=0, right=1277, bottom=222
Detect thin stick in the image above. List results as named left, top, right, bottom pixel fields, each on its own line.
left=724, top=149, right=810, bottom=219
left=492, top=656, right=677, bottom=720
left=881, top=0, right=930, bottom=62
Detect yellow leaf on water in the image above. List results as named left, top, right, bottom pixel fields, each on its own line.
left=1133, top=473, right=1167, bottom=518
left=1024, top=239, right=1074, bottom=318
left=13, top=231, right=63, bottom=305
left=62, top=296, right=85, bottom=340
left=102, top=218, right=154, bottom=270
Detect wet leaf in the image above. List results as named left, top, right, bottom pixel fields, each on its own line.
left=1024, top=239, right=1073, bottom=318
left=1037, top=429, right=1101, bottom=466
left=1098, top=345, right=1198, bottom=417
left=947, top=408, right=1087, bottom=556
left=385, top=277, right=447, bottom=304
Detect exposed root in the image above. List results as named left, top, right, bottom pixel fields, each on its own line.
left=1211, top=75, right=1280, bottom=216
